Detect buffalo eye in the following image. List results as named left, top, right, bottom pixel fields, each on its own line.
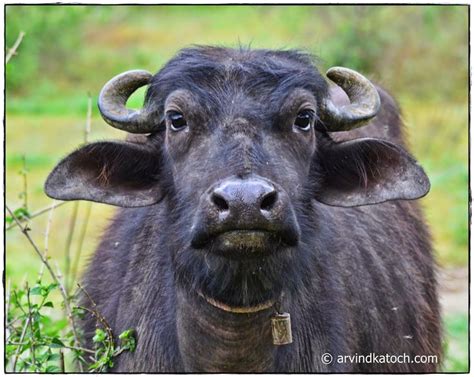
left=167, top=111, right=187, bottom=131
left=293, top=110, right=314, bottom=132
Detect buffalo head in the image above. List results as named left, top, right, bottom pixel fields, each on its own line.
left=45, top=47, right=429, bottom=309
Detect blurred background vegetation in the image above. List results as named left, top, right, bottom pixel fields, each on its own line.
left=5, top=5, right=468, bottom=372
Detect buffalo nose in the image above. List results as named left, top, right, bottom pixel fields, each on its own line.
left=210, top=178, right=280, bottom=219
left=191, top=176, right=300, bottom=250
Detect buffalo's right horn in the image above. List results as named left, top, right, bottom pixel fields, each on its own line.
left=98, top=70, right=155, bottom=133
left=319, top=67, right=381, bottom=132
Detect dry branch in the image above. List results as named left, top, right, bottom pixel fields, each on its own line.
left=6, top=201, right=68, bottom=231
left=38, top=200, right=57, bottom=281
left=64, top=202, right=79, bottom=294
left=6, top=31, right=25, bottom=64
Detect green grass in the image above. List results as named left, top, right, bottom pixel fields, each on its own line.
left=5, top=114, right=119, bottom=286
left=442, top=313, right=469, bottom=372
left=7, top=86, right=146, bottom=116
left=402, top=99, right=468, bottom=267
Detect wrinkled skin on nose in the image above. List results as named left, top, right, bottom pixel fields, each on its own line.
left=191, top=176, right=300, bottom=257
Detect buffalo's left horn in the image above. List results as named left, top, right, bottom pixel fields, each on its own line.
left=319, top=67, right=381, bottom=132
left=98, top=70, right=155, bottom=133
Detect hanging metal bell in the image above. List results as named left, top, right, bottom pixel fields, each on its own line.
left=271, top=312, right=293, bottom=345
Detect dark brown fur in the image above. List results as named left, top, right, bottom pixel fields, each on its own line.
left=50, top=47, right=440, bottom=372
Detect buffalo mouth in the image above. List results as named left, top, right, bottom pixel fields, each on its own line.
left=195, top=288, right=276, bottom=314
left=178, top=227, right=297, bottom=309
left=190, top=227, right=298, bottom=258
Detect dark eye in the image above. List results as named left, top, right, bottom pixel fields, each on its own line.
left=294, top=110, right=314, bottom=131
left=167, top=111, right=187, bottom=131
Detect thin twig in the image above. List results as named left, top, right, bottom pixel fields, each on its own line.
left=38, top=200, right=57, bottom=282
left=63, top=344, right=95, bottom=355
left=56, top=264, right=84, bottom=372
left=6, top=279, right=12, bottom=341
left=8, top=341, right=95, bottom=355
left=77, top=284, right=114, bottom=339
left=5, top=208, right=61, bottom=303
left=64, top=202, right=79, bottom=294
left=26, top=285, right=37, bottom=372
left=20, top=155, right=28, bottom=212
left=77, top=306, right=114, bottom=348
left=7, top=317, right=23, bottom=329
left=77, top=283, right=115, bottom=359
left=6, top=279, right=11, bottom=323
left=6, top=31, right=25, bottom=64
left=12, top=308, right=30, bottom=372
left=59, top=350, right=65, bottom=373
left=12, top=290, right=27, bottom=316
left=77, top=283, right=98, bottom=309
left=6, top=201, right=67, bottom=231
left=70, top=203, right=92, bottom=288
left=6, top=205, right=84, bottom=372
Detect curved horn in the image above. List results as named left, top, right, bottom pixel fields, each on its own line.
left=98, top=70, right=155, bottom=133
left=319, top=67, right=381, bottom=132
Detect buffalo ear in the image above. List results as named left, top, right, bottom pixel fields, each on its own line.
left=314, top=138, right=430, bottom=207
left=45, top=141, right=164, bottom=207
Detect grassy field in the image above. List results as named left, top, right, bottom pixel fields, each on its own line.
left=6, top=4, right=468, bottom=372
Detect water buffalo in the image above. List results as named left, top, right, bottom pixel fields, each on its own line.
left=45, top=46, right=441, bottom=372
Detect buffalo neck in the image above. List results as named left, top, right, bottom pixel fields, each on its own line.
left=175, top=286, right=277, bottom=372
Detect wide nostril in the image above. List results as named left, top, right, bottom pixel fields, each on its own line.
left=260, top=191, right=278, bottom=211
left=211, top=192, right=229, bottom=211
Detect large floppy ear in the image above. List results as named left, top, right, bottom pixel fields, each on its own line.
left=314, top=138, right=430, bottom=207
left=45, top=141, right=164, bottom=207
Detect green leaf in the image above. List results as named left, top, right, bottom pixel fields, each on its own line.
left=30, top=285, right=42, bottom=296
left=43, top=301, right=54, bottom=308
left=8, top=207, right=31, bottom=222
left=50, top=337, right=65, bottom=348
left=72, top=306, right=86, bottom=319
left=118, top=329, right=133, bottom=339
left=36, top=350, right=50, bottom=363
left=45, top=365, right=61, bottom=373
left=5, top=344, right=17, bottom=355
left=119, top=329, right=136, bottom=352
left=93, top=328, right=106, bottom=343
left=88, top=361, right=101, bottom=371
left=47, top=353, right=61, bottom=361
left=45, top=283, right=59, bottom=294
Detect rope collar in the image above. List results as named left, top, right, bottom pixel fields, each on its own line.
left=196, top=290, right=275, bottom=314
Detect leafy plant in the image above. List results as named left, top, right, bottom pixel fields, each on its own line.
left=89, top=328, right=136, bottom=372
left=5, top=206, right=30, bottom=225
left=6, top=280, right=76, bottom=372
left=6, top=278, right=136, bottom=372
